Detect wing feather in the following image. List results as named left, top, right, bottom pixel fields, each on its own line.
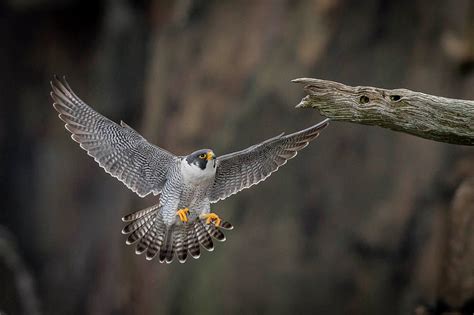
left=51, top=76, right=176, bottom=197
left=208, top=119, right=329, bottom=202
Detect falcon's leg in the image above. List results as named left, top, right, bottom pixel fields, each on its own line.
left=176, top=208, right=189, bottom=223
left=200, top=213, right=221, bottom=227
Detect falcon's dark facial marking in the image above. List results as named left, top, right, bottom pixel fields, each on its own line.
left=186, top=149, right=216, bottom=170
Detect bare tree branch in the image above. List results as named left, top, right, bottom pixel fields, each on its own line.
left=293, top=78, right=474, bottom=145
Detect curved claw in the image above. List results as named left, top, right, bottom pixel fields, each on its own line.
left=201, top=213, right=222, bottom=227
left=176, top=208, right=189, bottom=223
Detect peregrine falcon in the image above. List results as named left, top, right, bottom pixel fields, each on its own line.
left=50, top=76, right=329, bottom=263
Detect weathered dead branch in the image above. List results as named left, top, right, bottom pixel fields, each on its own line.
left=293, top=78, right=474, bottom=145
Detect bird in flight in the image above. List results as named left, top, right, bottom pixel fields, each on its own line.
left=50, top=76, right=329, bottom=263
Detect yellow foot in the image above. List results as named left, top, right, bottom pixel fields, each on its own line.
left=201, top=213, right=222, bottom=227
left=176, top=208, right=189, bottom=223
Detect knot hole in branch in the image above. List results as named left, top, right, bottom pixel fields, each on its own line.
left=359, top=95, right=370, bottom=104
left=390, top=95, right=401, bottom=102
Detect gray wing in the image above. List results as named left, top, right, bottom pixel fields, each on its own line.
left=208, top=119, right=329, bottom=203
left=50, top=76, right=176, bottom=197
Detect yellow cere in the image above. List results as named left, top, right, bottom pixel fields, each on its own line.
left=206, top=151, right=215, bottom=161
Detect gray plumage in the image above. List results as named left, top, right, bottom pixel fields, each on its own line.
left=51, top=76, right=329, bottom=263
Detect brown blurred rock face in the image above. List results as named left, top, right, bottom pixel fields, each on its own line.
left=0, top=1, right=473, bottom=315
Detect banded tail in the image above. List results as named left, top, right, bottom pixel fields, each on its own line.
left=121, top=205, right=233, bottom=263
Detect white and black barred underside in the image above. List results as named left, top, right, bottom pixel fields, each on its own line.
left=121, top=204, right=233, bottom=263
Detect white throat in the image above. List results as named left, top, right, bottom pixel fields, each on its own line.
left=180, top=159, right=216, bottom=185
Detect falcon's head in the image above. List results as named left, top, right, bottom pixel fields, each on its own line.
left=185, top=149, right=217, bottom=171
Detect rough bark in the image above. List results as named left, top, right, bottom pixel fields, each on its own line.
left=293, top=78, right=474, bottom=145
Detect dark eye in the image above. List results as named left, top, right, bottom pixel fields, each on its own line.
left=199, top=153, right=206, bottom=159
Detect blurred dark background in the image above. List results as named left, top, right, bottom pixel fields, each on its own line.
left=0, top=0, right=473, bottom=314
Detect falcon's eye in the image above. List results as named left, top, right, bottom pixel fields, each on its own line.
left=199, top=153, right=207, bottom=159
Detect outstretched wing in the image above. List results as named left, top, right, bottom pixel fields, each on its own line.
left=208, top=119, right=329, bottom=203
left=50, top=76, right=176, bottom=197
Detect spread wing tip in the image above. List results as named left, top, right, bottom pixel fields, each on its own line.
left=318, top=118, right=330, bottom=128
left=50, top=75, right=72, bottom=98
left=210, top=118, right=330, bottom=202
left=312, top=118, right=330, bottom=130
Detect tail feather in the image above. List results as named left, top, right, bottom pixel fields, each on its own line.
left=195, top=221, right=214, bottom=251
left=187, top=225, right=201, bottom=259
left=122, top=206, right=234, bottom=263
left=126, top=216, right=155, bottom=245
left=219, top=220, right=234, bottom=230
left=122, top=210, right=156, bottom=234
left=159, top=226, right=175, bottom=263
left=122, top=204, right=159, bottom=222
left=135, top=229, right=155, bottom=254
left=204, top=223, right=226, bottom=242
left=146, top=222, right=166, bottom=260
left=135, top=216, right=161, bottom=254
left=175, top=227, right=188, bottom=263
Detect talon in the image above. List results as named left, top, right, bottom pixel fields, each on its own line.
left=176, top=208, right=189, bottom=223
left=201, top=213, right=221, bottom=227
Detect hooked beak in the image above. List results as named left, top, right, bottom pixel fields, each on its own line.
left=206, top=151, right=216, bottom=161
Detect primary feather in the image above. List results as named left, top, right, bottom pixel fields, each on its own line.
left=51, top=75, right=329, bottom=263
left=209, top=119, right=329, bottom=202
left=51, top=76, right=176, bottom=197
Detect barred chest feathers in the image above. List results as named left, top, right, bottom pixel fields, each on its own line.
left=180, top=157, right=217, bottom=186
